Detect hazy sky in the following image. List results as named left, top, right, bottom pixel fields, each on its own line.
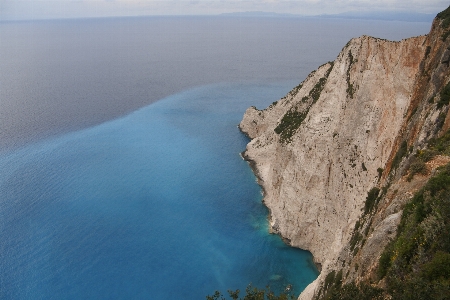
left=1, top=0, right=448, bottom=20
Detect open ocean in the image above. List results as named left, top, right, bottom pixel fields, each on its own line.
left=0, top=16, right=431, bottom=299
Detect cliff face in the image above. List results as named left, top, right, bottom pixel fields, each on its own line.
left=240, top=10, right=450, bottom=300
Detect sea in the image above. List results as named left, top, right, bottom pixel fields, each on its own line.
left=0, top=16, right=431, bottom=299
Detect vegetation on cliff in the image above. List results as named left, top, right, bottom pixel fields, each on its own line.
left=315, top=164, right=450, bottom=300
left=274, top=63, right=334, bottom=143
left=391, top=140, right=408, bottom=171
left=346, top=51, right=356, bottom=99
left=437, top=81, right=450, bottom=109
left=206, top=285, right=294, bottom=300
left=376, top=132, right=450, bottom=299
left=437, top=5, right=450, bottom=40
left=378, top=164, right=450, bottom=299
left=316, top=282, right=383, bottom=300
left=315, top=129, right=450, bottom=300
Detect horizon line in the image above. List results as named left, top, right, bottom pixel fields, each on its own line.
left=1, top=10, right=436, bottom=23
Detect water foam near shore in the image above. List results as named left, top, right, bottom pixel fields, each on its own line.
left=0, top=82, right=318, bottom=299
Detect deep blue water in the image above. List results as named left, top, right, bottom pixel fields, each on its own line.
left=0, top=82, right=320, bottom=299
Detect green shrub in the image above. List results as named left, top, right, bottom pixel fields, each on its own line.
left=346, top=51, right=355, bottom=99
left=207, top=285, right=295, bottom=300
left=286, top=83, right=303, bottom=98
left=364, top=187, right=380, bottom=214
left=407, top=107, right=418, bottom=122
left=417, top=149, right=438, bottom=162
left=410, top=160, right=426, bottom=174
left=274, top=108, right=308, bottom=143
left=334, top=270, right=343, bottom=287
left=325, top=271, right=336, bottom=290
left=354, top=220, right=360, bottom=231
left=349, top=232, right=363, bottom=251
left=378, top=242, right=394, bottom=279
left=310, top=62, right=334, bottom=103
left=392, top=141, right=408, bottom=170
left=427, top=130, right=450, bottom=156
left=320, top=282, right=383, bottom=300
left=420, top=251, right=450, bottom=281
left=425, top=46, right=431, bottom=59
left=407, top=159, right=427, bottom=181
left=377, top=167, right=383, bottom=179
left=437, top=5, right=450, bottom=40
left=437, top=5, right=450, bottom=28
left=437, top=81, right=450, bottom=109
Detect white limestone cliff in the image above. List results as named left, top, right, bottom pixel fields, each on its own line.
left=239, top=35, right=428, bottom=298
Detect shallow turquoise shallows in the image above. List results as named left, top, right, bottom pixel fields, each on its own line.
left=0, top=82, right=318, bottom=299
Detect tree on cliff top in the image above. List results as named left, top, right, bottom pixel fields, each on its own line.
left=206, top=285, right=294, bottom=300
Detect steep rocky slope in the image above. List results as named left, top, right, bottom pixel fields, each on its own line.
left=239, top=7, right=450, bottom=300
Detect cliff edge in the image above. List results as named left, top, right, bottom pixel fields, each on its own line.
left=240, top=7, right=450, bottom=300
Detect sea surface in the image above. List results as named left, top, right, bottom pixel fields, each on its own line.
left=0, top=16, right=431, bottom=299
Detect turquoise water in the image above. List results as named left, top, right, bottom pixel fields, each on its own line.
left=0, top=82, right=319, bottom=299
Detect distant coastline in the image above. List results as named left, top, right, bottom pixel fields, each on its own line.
left=220, top=11, right=434, bottom=22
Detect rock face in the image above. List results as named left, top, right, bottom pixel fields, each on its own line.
left=240, top=35, right=426, bottom=266
left=240, top=11, right=450, bottom=300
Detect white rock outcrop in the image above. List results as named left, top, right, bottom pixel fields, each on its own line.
left=239, top=35, right=426, bottom=298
